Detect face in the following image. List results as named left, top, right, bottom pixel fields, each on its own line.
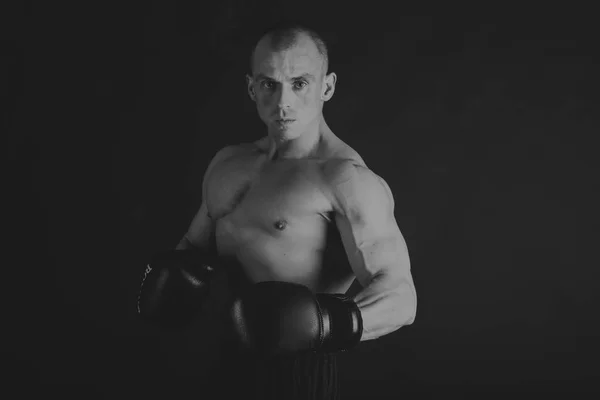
left=247, top=33, right=336, bottom=141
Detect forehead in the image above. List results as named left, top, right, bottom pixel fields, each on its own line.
left=252, top=33, right=323, bottom=78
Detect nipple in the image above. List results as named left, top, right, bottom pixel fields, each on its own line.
left=274, top=219, right=287, bottom=231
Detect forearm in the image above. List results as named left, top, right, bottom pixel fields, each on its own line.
left=175, top=234, right=213, bottom=252
left=175, top=235, right=195, bottom=250
left=353, top=274, right=416, bottom=341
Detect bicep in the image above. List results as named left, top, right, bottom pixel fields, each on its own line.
left=336, top=210, right=410, bottom=288
left=331, top=164, right=411, bottom=286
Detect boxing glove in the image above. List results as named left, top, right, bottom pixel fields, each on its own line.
left=229, top=281, right=363, bottom=356
left=137, top=249, right=219, bottom=329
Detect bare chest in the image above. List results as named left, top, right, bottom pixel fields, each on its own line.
left=206, top=157, right=331, bottom=227
left=204, top=153, right=355, bottom=293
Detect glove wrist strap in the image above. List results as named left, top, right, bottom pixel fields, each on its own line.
left=316, top=294, right=363, bottom=353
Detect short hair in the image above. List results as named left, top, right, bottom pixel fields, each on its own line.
left=249, top=20, right=329, bottom=75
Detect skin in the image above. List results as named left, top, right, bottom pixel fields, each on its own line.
left=177, top=32, right=416, bottom=341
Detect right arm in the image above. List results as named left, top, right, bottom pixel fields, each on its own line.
left=175, top=145, right=243, bottom=252
left=175, top=202, right=213, bottom=251
left=137, top=145, right=242, bottom=328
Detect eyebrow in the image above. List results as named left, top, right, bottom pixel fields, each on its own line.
left=255, top=73, right=315, bottom=81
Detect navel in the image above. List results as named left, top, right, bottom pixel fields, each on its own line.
left=273, top=219, right=288, bottom=231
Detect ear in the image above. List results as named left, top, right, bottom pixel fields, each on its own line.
left=246, top=74, right=256, bottom=102
left=321, top=72, right=337, bottom=102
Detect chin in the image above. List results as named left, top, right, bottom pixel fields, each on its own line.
left=268, top=123, right=299, bottom=138
left=268, top=129, right=293, bottom=142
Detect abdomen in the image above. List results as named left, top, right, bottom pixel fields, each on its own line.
left=216, top=214, right=354, bottom=293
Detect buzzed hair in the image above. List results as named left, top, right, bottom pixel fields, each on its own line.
left=249, top=20, right=330, bottom=76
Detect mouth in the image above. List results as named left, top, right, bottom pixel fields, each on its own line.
left=274, top=119, right=296, bottom=128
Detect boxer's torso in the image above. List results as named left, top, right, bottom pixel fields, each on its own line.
left=205, top=136, right=363, bottom=294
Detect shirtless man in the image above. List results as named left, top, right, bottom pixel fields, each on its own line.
left=138, top=22, right=416, bottom=399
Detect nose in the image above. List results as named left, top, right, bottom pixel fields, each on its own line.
left=275, top=84, right=294, bottom=110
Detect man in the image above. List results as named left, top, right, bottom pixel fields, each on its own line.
left=138, top=22, right=417, bottom=399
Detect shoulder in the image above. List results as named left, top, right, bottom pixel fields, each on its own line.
left=201, top=141, right=262, bottom=191
left=206, top=141, right=263, bottom=172
left=321, top=158, right=366, bottom=186
left=321, top=158, right=394, bottom=217
left=318, top=135, right=384, bottom=197
left=321, top=134, right=367, bottom=167
left=212, top=142, right=259, bottom=163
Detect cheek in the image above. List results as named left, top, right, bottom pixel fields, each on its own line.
left=307, top=92, right=319, bottom=105
left=292, top=90, right=315, bottom=109
left=309, top=84, right=324, bottom=101
left=257, top=93, right=274, bottom=109
left=301, top=89, right=321, bottom=109
left=259, top=96, right=271, bottom=108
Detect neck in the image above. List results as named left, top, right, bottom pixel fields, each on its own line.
left=268, top=115, right=333, bottom=160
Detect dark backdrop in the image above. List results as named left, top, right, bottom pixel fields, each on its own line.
left=4, top=1, right=599, bottom=398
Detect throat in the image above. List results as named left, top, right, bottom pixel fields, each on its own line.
left=269, top=130, right=324, bottom=161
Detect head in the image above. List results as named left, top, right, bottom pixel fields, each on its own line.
left=246, top=23, right=337, bottom=141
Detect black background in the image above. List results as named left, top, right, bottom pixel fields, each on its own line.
left=4, top=1, right=600, bottom=397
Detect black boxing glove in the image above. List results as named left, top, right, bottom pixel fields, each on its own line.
left=229, top=281, right=363, bottom=356
left=137, top=249, right=219, bottom=329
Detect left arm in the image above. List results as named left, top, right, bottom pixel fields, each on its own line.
left=228, top=161, right=417, bottom=355
left=352, top=269, right=416, bottom=341
left=327, top=160, right=417, bottom=341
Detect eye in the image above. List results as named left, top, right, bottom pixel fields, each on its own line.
left=261, top=80, right=275, bottom=90
left=293, top=80, right=308, bottom=90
